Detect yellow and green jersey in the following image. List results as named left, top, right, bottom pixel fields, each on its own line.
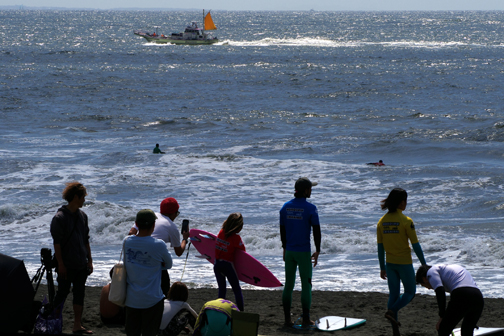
left=377, top=209, right=419, bottom=265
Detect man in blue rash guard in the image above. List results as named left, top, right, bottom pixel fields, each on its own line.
left=280, top=177, right=322, bottom=328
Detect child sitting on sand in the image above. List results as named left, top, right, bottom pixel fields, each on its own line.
left=214, top=212, right=246, bottom=312
left=159, top=282, right=198, bottom=336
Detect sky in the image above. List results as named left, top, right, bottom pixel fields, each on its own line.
left=1, top=0, right=504, bottom=11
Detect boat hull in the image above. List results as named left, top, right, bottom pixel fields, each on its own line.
left=153, top=37, right=218, bottom=45
left=134, top=32, right=218, bottom=45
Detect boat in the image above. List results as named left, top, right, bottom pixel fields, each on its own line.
left=134, top=10, right=218, bottom=45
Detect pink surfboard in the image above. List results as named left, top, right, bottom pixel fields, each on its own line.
left=189, top=229, right=283, bottom=288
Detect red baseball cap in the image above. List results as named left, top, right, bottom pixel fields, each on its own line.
left=160, top=197, right=179, bottom=215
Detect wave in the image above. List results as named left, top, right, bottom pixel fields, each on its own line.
left=3, top=198, right=503, bottom=270
left=218, top=38, right=497, bottom=49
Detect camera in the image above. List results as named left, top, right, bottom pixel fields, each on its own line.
left=181, top=219, right=189, bottom=234
left=40, top=248, right=56, bottom=269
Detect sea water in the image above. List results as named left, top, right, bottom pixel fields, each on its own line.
left=1, top=10, right=504, bottom=297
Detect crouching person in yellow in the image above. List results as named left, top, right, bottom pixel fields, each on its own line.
left=124, top=209, right=173, bottom=336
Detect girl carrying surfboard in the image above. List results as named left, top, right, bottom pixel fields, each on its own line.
left=214, top=213, right=246, bottom=312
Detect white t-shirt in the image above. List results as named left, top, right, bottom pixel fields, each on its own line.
left=160, top=300, right=198, bottom=330
left=427, top=264, right=478, bottom=293
left=152, top=213, right=181, bottom=248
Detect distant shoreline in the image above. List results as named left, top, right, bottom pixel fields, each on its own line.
left=0, top=6, right=204, bottom=10
left=2, top=7, right=502, bottom=11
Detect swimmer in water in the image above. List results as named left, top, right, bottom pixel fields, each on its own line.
left=153, top=144, right=165, bottom=154
left=367, top=160, right=385, bottom=166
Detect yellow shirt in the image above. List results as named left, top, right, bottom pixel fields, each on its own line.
left=376, top=209, right=419, bottom=265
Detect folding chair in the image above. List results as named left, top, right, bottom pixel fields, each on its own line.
left=231, top=310, right=260, bottom=336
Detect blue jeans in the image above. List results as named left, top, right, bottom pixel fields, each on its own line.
left=386, top=263, right=416, bottom=322
left=214, top=259, right=244, bottom=311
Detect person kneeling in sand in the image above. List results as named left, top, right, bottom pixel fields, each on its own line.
left=193, top=299, right=240, bottom=336
left=99, top=267, right=125, bottom=325
left=416, top=264, right=484, bottom=336
left=159, top=282, right=197, bottom=336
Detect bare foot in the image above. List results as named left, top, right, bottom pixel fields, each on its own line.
left=302, top=319, right=315, bottom=327
left=72, top=326, right=93, bottom=334
left=283, top=320, right=294, bottom=328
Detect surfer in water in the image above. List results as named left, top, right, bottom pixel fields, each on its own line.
left=153, top=144, right=165, bottom=154
left=367, top=160, right=385, bottom=166
left=416, top=264, right=484, bottom=336
left=377, top=188, right=426, bottom=336
left=214, top=212, right=246, bottom=311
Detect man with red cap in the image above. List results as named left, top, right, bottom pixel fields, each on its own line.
left=129, top=197, right=190, bottom=295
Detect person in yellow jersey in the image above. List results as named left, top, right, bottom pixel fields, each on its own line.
left=377, top=188, right=427, bottom=336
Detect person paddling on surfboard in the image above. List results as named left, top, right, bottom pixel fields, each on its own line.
left=367, top=160, right=385, bottom=166
left=280, top=177, right=322, bottom=328
left=214, top=213, right=246, bottom=312
left=416, top=264, right=484, bottom=336
left=377, top=188, right=427, bottom=336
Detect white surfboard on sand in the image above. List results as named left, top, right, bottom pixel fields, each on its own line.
left=452, top=327, right=504, bottom=336
left=315, top=316, right=366, bottom=331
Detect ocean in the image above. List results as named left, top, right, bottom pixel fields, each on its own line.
left=1, top=9, right=503, bottom=298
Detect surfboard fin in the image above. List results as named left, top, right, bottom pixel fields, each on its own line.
left=241, top=274, right=263, bottom=285
left=195, top=254, right=211, bottom=260
left=200, top=234, right=215, bottom=240
left=190, top=237, right=201, bottom=242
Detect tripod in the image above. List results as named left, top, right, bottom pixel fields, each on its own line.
left=31, top=248, right=56, bottom=314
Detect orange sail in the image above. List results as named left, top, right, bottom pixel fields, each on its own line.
left=204, top=12, right=217, bottom=30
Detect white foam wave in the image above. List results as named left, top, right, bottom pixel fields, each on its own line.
left=218, top=38, right=489, bottom=49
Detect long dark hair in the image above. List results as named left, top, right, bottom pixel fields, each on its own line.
left=381, top=188, right=407, bottom=213
left=221, top=212, right=243, bottom=238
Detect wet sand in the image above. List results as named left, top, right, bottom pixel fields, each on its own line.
left=34, top=285, right=504, bottom=335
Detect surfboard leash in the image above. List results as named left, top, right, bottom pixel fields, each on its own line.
left=180, top=241, right=191, bottom=282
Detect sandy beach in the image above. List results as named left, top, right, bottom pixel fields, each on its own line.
left=33, top=284, right=504, bottom=335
